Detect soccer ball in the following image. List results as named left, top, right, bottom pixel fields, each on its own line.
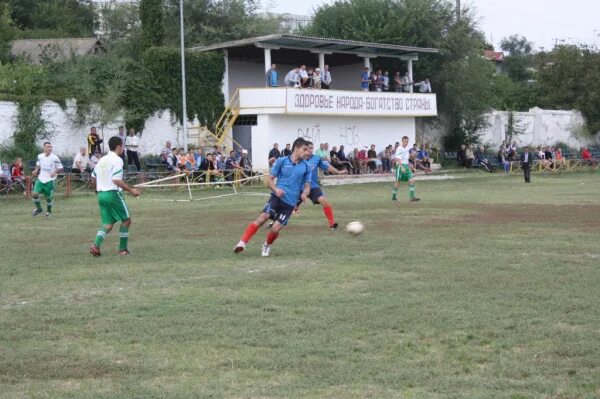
left=346, top=221, right=365, bottom=236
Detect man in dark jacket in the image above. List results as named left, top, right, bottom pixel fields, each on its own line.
left=520, top=146, right=532, bottom=183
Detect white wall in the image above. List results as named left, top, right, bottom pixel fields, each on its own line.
left=420, top=108, right=595, bottom=150
left=0, top=100, right=191, bottom=158
left=248, top=114, right=416, bottom=170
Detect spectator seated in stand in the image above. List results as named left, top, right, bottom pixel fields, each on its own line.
left=357, top=147, right=368, bottom=173
left=465, top=145, right=475, bottom=167
left=0, top=162, right=12, bottom=193
left=89, top=149, right=102, bottom=170
left=200, top=153, right=223, bottom=182
left=544, top=146, right=555, bottom=169
left=381, top=145, right=392, bottom=173
left=225, top=150, right=241, bottom=181
left=72, top=147, right=91, bottom=174
left=176, top=148, right=188, bottom=171
left=457, top=144, right=470, bottom=168
left=239, top=149, right=254, bottom=176
left=537, top=146, right=551, bottom=170
left=367, top=144, right=382, bottom=173
left=163, top=148, right=181, bottom=173
left=185, top=148, right=198, bottom=171
left=554, top=148, right=566, bottom=168
left=329, top=146, right=352, bottom=174
left=581, top=146, right=595, bottom=167
left=475, top=146, right=494, bottom=173
left=408, top=149, right=418, bottom=173
left=346, top=147, right=361, bottom=175
left=497, top=147, right=510, bottom=174
left=11, top=157, right=25, bottom=188
left=417, top=144, right=433, bottom=169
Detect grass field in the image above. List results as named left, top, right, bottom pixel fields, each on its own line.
left=1, top=173, right=600, bottom=398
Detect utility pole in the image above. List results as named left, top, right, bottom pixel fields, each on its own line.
left=456, top=0, right=460, bottom=20
left=179, top=0, right=188, bottom=152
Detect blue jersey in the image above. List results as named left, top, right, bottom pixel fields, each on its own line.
left=270, top=156, right=311, bottom=207
left=306, top=154, right=329, bottom=189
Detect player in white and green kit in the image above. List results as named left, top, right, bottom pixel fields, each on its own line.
left=31, top=142, right=63, bottom=217
left=89, top=136, right=140, bottom=257
left=392, top=135, right=420, bottom=203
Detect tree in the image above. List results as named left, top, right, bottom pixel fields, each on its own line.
left=304, top=0, right=494, bottom=147
left=140, top=0, right=164, bottom=50
left=4, top=0, right=96, bottom=38
left=500, top=35, right=535, bottom=82
left=536, top=45, right=600, bottom=136
left=500, top=34, right=533, bottom=56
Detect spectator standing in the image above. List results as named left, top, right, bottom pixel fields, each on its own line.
left=282, top=143, right=292, bottom=157
left=457, top=144, right=468, bottom=167
left=367, top=144, right=381, bottom=173
left=361, top=67, right=370, bottom=91
left=114, top=126, right=127, bottom=163
left=73, top=147, right=91, bottom=173
left=284, top=67, right=300, bottom=87
left=393, top=71, right=403, bottom=92
left=402, top=72, right=413, bottom=92
left=312, top=68, right=322, bottom=89
left=87, top=127, right=103, bottom=155
left=521, top=146, right=532, bottom=183
left=268, top=143, right=281, bottom=166
left=322, top=65, right=332, bottom=89
left=414, top=78, right=432, bottom=93
left=372, top=69, right=384, bottom=92
left=125, top=128, right=141, bottom=171
left=266, top=64, right=278, bottom=87
left=382, top=71, right=390, bottom=92
left=465, top=145, right=475, bottom=166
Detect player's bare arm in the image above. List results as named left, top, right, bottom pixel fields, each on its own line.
left=32, top=165, right=40, bottom=177
left=300, top=183, right=310, bottom=201
left=268, top=175, right=284, bottom=197
left=113, top=179, right=140, bottom=197
left=327, top=165, right=346, bottom=175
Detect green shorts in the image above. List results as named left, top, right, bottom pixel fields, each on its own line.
left=98, top=191, right=130, bottom=225
left=33, top=180, right=54, bottom=199
left=395, top=164, right=413, bottom=182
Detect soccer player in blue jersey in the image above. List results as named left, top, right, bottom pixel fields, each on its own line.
left=234, top=137, right=311, bottom=257
left=300, top=141, right=346, bottom=230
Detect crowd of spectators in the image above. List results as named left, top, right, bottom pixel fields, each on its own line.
left=456, top=140, right=598, bottom=173
left=266, top=141, right=435, bottom=175
left=267, top=63, right=432, bottom=93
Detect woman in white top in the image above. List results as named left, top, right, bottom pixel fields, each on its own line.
left=125, top=128, right=141, bottom=171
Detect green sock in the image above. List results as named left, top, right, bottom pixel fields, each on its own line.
left=33, top=197, right=42, bottom=211
left=119, top=225, right=129, bottom=251
left=46, top=199, right=53, bottom=213
left=94, top=226, right=109, bottom=247
left=409, top=184, right=415, bottom=199
left=392, top=188, right=398, bottom=200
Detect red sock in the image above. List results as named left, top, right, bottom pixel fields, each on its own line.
left=241, top=223, right=259, bottom=243
left=266, top=231, right=279, bottom=245
left=323, top=206, right=335, bottom=226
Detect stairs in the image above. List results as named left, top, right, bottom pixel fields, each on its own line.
left=188, top=89, right=241, bottom=150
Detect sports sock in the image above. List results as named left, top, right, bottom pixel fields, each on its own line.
left=33, top=197, right=42, bottom=211
left=94, top=226, right=109, bottom=247
left=241, top=222, right=259, bottom=243
left=266, top=231, right=279, bottom=245
left=392, top=188, right=398, bottom=200
left=46, top=199, right=52, bottom=213
left=119, top=225, right=129, bottom=251
left=409, top=184, right=416, bottom=199
left=323, top=205, right=335, bottom=226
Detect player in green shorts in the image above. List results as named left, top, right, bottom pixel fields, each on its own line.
left=392, top=135, right=420, bottom=203
left=89, top=136, right=140, bottom=257
left=31, top=142, right=63, bottom=217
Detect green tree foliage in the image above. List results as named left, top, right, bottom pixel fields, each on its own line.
left=500, top=35, right=535, bottom=82
left=536, top=45, right=600, bottom=136
left=0, top=2, right=16, bottom=62
left=11, top=99, right=52, bottom=159
left=304, top=0, right=494, bottom=148
left=140, top=0, right=164, bottom=50
left=500, top=34, right=533, bottom=56
left=162, top=0, right=281, bottom=47
left=2, top=0, right=96, bottom=38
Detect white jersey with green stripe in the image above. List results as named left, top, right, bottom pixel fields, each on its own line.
left=394, top=144, right=411, bottom=165
left=36, top=153, right=63, bottom=183
left=92, top=151, right=124, bottom=192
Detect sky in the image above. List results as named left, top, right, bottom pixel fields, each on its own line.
left=265, top=0, right=600, bottom=51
